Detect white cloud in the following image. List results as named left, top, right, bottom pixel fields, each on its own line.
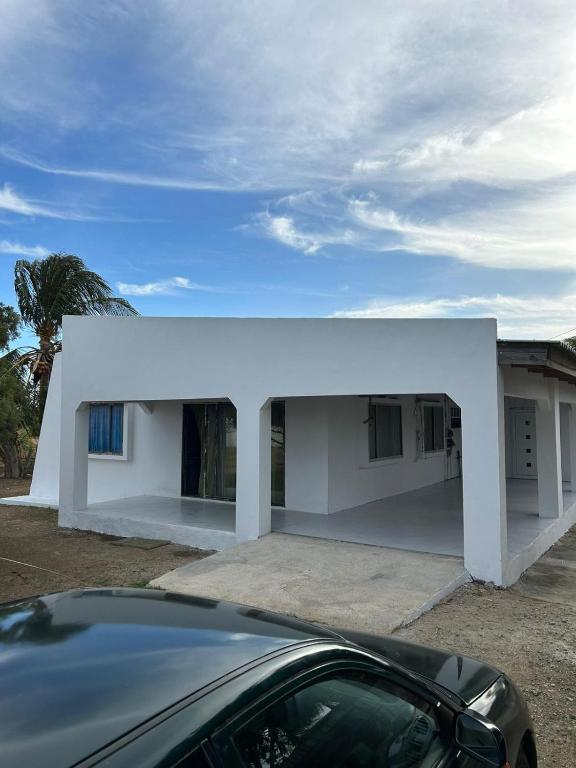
left=0, top=183, right=50, bottom=217
left=0, top=148, right=266, bottom=193
left=354, top=90, right=576, bottom=186
left=258, top=212, right=354, bottom=254
left=348, top=187, right=576, bottom=270
left=0, top=182, right=98, bottom=221
left=117, top=276, right=223, bottom=296
left=333, top=292, right=576, bottom=340
left=0, top=240, right=50, bottom=257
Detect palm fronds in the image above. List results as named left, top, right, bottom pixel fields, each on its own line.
left=14, top=253, right=137, bottom=337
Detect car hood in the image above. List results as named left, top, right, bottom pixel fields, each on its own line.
left=337, top=629, right=501, bottom=706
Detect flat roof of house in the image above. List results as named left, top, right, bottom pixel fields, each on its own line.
left=498, top=339, right=576, bottom=384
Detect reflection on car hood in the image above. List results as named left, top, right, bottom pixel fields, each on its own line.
left=337, top=630, right=502, bottom=705
left=0, top=588, right=335, bottom=768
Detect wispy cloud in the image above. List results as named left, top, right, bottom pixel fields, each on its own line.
left=0, top=182, right=152, bottom=222
left=117, top=276, right=226, bottom=296
left=333, top=292, right=576, bottom=339
left=354, top=90, right=576, bottom=186
left=0, top=182, right=103, bottom=221
left=347, top=186, right=576, bottom=270
left=0, top=240, right=50, bottom=257
left=257, top=212, right=354, bottom=255
left=0, top=148, right=267, bottom=193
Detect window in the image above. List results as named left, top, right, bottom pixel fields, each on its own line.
left=89, top=403, right=124, bottom=455
left=233, top=670, right=446, bottom=768
left=449, top=405, right=461, bottom=429
left=369, top=403, right=403, bottom=460
left=423, top=404, right=444, bottom=453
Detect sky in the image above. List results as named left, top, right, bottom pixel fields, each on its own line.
left=1, top=0, right=575, bottom=342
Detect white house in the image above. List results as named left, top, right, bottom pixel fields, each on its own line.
left=7, top=316, right=576, bottom=587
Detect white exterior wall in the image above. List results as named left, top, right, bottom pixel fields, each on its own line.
left=30, top=354, right=62, bottom=502
left=52, top=316, right=506, bottom=583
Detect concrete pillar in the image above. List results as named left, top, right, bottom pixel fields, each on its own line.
left=460, top=368, right=507, bottom=585
left=535, top=383, right=563, bottom=518
left=59, top=403, right=89, bottom=514
left=235, top=398, right=272, bottom=541
left=566, top=405, right=576, bottom=493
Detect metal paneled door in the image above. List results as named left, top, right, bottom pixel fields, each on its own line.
left=511, top=409, right=538, bottom=478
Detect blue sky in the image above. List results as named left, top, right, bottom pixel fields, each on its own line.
left=1, top=0, right=575, bottom=343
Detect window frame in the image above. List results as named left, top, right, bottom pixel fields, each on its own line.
left=88, top=402, right=129, bottom=461
left=367, top=400, right=403, bottom=462
left=422, top=402, right=445, bottom=455
left=211, top=659, right=454, bottom=768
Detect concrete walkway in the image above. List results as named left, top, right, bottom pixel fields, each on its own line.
left=151, top=533, right=469, bottom=634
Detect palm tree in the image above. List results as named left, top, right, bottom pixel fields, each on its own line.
left=11, top=253, right=138, bottom=414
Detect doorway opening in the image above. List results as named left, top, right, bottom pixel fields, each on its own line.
left=181, top=401, right=285, bottom=504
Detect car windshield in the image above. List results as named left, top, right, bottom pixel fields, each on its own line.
left=234, top=670, right=447, bottom=767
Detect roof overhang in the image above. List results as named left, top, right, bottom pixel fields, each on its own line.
left=498, top=340, right=576, bottom=386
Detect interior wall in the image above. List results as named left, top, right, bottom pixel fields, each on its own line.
left=284, top=398, right=329, bottom=513
left=284, top=395, right=459, bottom=514
left=326, top=395, right=451, bottom=513
left=560, top=402, right=571, bottom=482
left=87, top=401, right=182, bottom=503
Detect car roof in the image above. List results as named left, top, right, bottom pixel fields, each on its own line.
left=0, top=588, right=337, bottom=768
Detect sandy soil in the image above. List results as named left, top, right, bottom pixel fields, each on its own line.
left=0, top=476, right=31, bottom=498
left=398, top=563, right=576, bottom=767
left=0, top=478, right=210, bottom=602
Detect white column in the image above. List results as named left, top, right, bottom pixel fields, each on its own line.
left=59, top=403, right=89, bottom=515
left=535, top=383, right=563, bottom=518
left=235, top=398, right=272, bottom=541
left=567, top=405, right=576, bottom=494
left=461, top=368, right=507, bottom=585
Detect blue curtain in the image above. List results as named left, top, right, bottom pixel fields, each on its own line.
left=89, top=404, right=123, bottom=454
left=110, top=404, right=124, bottom=454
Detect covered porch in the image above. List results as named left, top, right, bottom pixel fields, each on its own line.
left=59, top=477, right=575, bottom=565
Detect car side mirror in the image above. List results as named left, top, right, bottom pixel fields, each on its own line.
left=455, top=712, right=509, bottom=767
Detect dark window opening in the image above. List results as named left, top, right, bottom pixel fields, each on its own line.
left=369, top=403, right=403, bottom=460
left=271, top=402, right=285, bottom=506
left=423, top=404, right=444, bottom=453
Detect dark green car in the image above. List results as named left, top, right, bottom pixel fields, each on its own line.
left=0, top=588, right=536, bottom=768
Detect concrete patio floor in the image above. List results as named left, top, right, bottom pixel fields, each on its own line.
left=151, top=533, right=469, bottom=634
left=40, top=476, right=575, bottom=562
left=273, top=478, right=573, bottom=559
left=59, top=495, right=236, bottom=551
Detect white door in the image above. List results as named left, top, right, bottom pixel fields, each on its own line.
left=512, top=409, right=537, bottom=478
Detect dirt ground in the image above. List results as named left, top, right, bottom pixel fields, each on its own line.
left=0, top=478, right=210, bottom=602
left=398, top=531, right=576, bottom=768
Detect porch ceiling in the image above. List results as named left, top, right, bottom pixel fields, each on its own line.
left=498, top=340, right=576, bottom=386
